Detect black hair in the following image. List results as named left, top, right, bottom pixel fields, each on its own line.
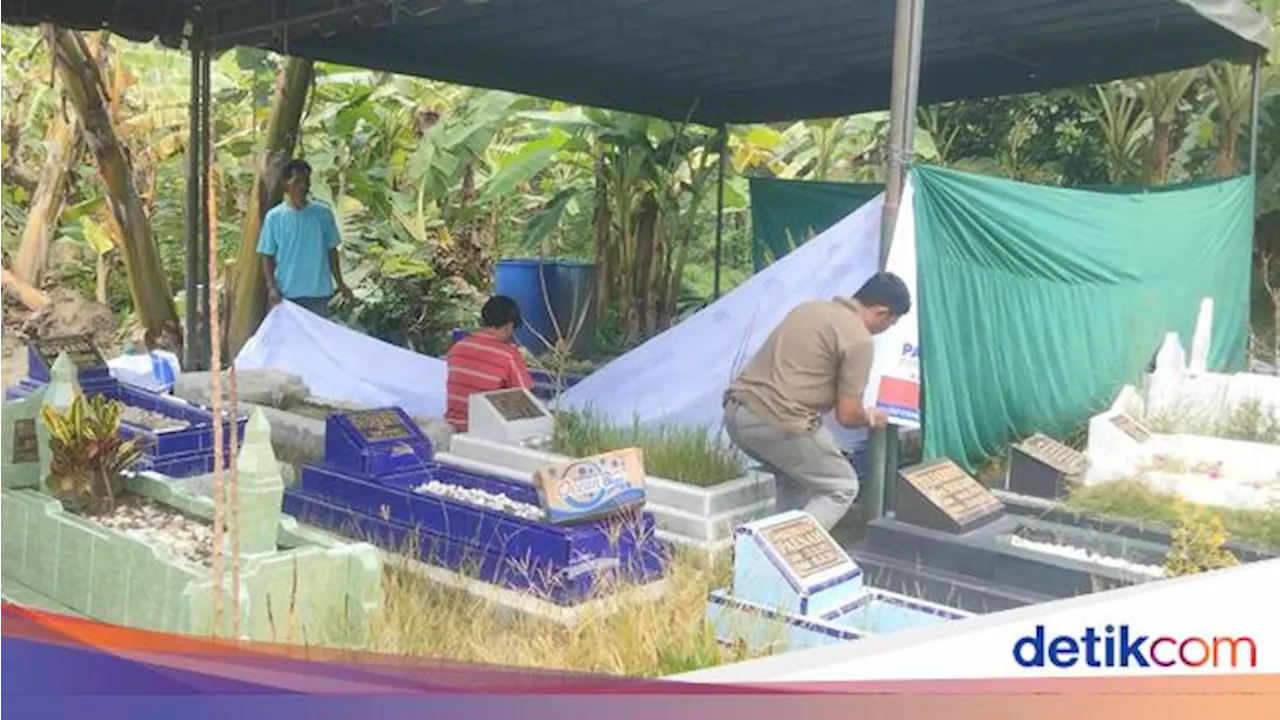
left=284, top=158, right=312, bottom=180
left=481, top=295, right=522, bottom=329
left=854, top=271, right=912, bottom=316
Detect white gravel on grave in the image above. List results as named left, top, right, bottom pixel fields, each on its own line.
left=120, top=405, right=191, bottom=432
left=93, top=499, right=214, bottom=567
left=1008, top=535, right=1167, bottom=578
left=413, top=480, right=547, bottom=521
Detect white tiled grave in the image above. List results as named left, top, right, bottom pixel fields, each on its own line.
left=449, top=390, right=776, bottom=553
left=1083, top=330, right=1280, bottom=511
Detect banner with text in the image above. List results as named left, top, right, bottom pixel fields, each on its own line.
left=862, top=176, right=921, bottom=428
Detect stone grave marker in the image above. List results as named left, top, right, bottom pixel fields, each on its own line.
left=468, top=387, right=553, bottom=444
left=1109, top=413, right=1152, bottom=444
left=323, top=406, right=435, bottom=478
left=895, top=458, right=1005, bottom=534
left=2, top=388, right=49, bottom=490
left=226, top=408, right=284, bottom=555
left=1007, top=433, right=1087, bottom=500
left=28, top=334, right=110, bottom=385
left=533, top=447, right=647, bottom=524
left=729, top=510, right=862, bottom=616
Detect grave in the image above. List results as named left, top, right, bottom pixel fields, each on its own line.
left=1083, top=379, right=1280, bottom=511
left=706, top=510, right=970, bottom=653
left=282, top=406, right=668, bottom=613
left=852, top=457, right=1245, bottom=613
left=1, top=387, right=50, bottom=490
left=468, top=388, right=555, bottom=445
left=5, top=340, right=248, bottom=479
left=1, top=408, right=384, bottom=642
left=1005, top=433, right=1087, bottom=500
left=449, top=391, right=777, bottom=553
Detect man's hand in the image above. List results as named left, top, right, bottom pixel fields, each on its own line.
left=337, top=282, right=356, bottom=303
left=865, top=407, right=890, bottom=429
left=266, top=285, right=281, bottom=306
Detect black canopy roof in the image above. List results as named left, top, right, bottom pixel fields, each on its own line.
left=6, top=0, right=1274, bottom=125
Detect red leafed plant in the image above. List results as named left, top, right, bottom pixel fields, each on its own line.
left=41, top=394, right=145, bottom=516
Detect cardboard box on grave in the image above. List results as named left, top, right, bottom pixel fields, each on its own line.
left=532, top=448, right=648, bottom=525
left=323, top=407, right=436, bottom=478
left=468, top=388, right=554, bottom=444
left=730, top=510, right=864, bottom=617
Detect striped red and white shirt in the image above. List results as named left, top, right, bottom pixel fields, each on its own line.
left=445, top=330, right=536, bottom=432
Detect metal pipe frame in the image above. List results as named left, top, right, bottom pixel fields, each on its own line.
left=864, top=0, right=925, bottom=525
left=1249, top=51, right=1263, bottom=177
left=184, top=18, right=203, bottom=371
left=713, top=125, right=727, bottom=301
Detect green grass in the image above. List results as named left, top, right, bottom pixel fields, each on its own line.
left=1146, top=398, right=1280, bottom=445
left=549, top=410, right=746, bottom=487
left=1064, top=480, right=1280, bottom=549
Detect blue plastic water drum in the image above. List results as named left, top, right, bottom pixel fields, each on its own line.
left=494, top=259, right=558, bottom=354
left=546, top=260, right=598, bottom=357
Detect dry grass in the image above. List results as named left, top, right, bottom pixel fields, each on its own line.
left=359, top=543, right=750, bottom=676
left=1146, top=397, right=1280, bottom=445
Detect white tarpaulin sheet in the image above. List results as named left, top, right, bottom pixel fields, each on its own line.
left=234, top=300, right=449, bottom=418
left=559, top=186, right=915, bottom=449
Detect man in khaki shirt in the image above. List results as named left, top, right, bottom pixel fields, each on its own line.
left=723, top=272, right=912, bottom=530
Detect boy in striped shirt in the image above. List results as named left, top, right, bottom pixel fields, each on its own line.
left=445, top=296, right=536, bottom=433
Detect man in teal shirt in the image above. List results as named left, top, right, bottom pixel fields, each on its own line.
left=257, top=159, right=354, bottom=318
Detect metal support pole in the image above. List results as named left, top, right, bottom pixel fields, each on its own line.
left=1249, top=52, right=1263, bottom=177
left=184, top=28, right=202, bottom=371
left=713, top=125, right=727, bottom=300
left=864, top=0, right=925, bottom=524
left=199, top=36, right=214, bottom=370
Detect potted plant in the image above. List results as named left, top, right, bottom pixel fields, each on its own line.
left=41, top=394, right=145, bottom=516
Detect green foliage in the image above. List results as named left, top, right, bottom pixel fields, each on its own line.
left=549, top=409, right=745, bottom=487
left=1163, top=503, right=1241, bottom=577
left=1146, top=398, right=1280, bottom=446
left=41, top=394, right=145, bottom=516
left=1065, top=480, right=1280, bottom=549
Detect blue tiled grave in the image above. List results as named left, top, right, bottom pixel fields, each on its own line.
left=707, top=510, right=970, bottom=654
left=852, top=458, right=1276, bottom=614
left=284, top=407, right=668, bottom=606
left=5, top=338, right=246, bottom=478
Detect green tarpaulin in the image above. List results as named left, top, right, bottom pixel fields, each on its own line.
left=748, top=177, right=882, bottom=271
left=912, top=165, right=1255, bottom=470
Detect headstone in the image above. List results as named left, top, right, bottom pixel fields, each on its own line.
left=895, top=458, right=1004, bottom=534
left=228, top=408, right=284, bottom=554
left=1006, top=433, right=1087, bottom=500
left=532, top=447, right=647, bottom=524
left=43, top=353, right=82, bottom=411
left=1153, top=333, right=1187, bottom=375
left=729, top=510, right=863, bottom=616
left=1109, top=413, right=1152, bottom=444
left=2, top=388, right=50, bottom=490
left=1188, top=297, right=1214, bottom=376
left=28, top=334, right=109, bottom=385
left=323, top=406, right=434, bottom=478
left=468, top=387, right=554, bottom=444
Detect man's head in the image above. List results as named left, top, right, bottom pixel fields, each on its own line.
left=481, top=295, right=523, bottom=341
left=853, top=271, right=912, bottom=335
left=282, top=158, right=312, bottom=207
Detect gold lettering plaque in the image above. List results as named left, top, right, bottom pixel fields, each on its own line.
left=35, top=334, right=105, bottom=370
left=900, top=458, right=1003, bottom=526
left=760, top=516, right=850, bottom=580
left=1018, top=433, right=1086, bottom=475
left=485, top=389, right=549, bottom=421
left=347, top=409, right=413, bottom=443
left=1110, top=413, right=1152, bottom=444
left=11, top=418, right=39, bottom=463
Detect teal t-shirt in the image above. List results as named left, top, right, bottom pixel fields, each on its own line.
left=256, top=201, right=341, bottom=299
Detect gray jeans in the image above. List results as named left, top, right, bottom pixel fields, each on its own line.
left=289, top=295, right=332, bottom=318
left=723, top=398, right=860, bottom=530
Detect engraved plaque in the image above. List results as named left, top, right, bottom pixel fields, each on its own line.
left=486, top=388, right=549, bottom=421
left=347, top=408, right=413, bottom=442
left=1018, top=434, right=1086, bottom=475
left=1110, top=413, right=1151, bottom=444
left=11, top=419, right=39, bottom=463
left=34, top=334, right=105, bottom=370
left=896, top=458, right=1004, bottom=534
left=759, top=515, right=850, bottom=580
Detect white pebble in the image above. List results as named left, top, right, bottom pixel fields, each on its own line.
left=413, top=480, right=547, bottom=521
left=1008, top=535, right=1167, bottom=578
